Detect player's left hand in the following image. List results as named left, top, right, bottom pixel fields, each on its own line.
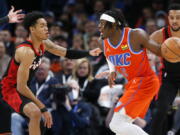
left=89, top=48, right=102, bottom=56
left=8, top=6, right=25, bottom=23
left=42, top=111, right=53, bottom=128
left=108, top=72, right=116, bottom=88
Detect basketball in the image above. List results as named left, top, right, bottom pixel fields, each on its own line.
left=161, top=37, right=180, bottom=63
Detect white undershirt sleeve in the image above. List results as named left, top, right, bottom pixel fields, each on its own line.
left=106, top=58, right=115, bottom=72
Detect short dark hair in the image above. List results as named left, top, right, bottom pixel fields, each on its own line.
left=168, top=3, right=180, bottom=11
left=23, top=11, right=44, bottom=33
left=103, top=8, right=128, bottom=29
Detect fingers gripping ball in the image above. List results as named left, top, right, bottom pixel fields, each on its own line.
left=161, top=37, right=180, bottom=63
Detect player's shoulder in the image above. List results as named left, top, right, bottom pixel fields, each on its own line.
left=150, top=28, right=164, bottom=44
left=131, top=28, right=147, bottom=35
left=130, top=28, right=148, bottom=39
left=151, top=28, right=163, bottom=37
left=16, top=46, right=35, bottom=58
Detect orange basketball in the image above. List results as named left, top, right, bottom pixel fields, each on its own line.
left=161, top=37, right=180, bottom=63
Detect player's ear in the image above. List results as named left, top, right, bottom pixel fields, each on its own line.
left=29, top=26, right=34, bottom=33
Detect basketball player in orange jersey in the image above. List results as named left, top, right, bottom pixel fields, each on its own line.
left=149, top=3, right=180, bottom=135
left=98, top=9, right=162, bottom=135
left=0, top=11, right=101, bottom=135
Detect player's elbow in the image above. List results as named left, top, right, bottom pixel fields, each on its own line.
left=16, top=83, right=26, bottom=93
left=157, top=49, right=162, bottom=57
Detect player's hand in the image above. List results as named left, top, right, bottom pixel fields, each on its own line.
left=108, top=72, right=116, bottom=88
left=8, top=6, right=25, bottom=23
left=89, top=48, right=102, bottom=56
left=95, top=70, right=110, bottom=79
left=42, top=111, right=53, bottom=128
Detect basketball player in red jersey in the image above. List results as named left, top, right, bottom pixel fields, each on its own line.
left=0, top=11, right=101, bottom=135
left=98, top=9, right=162, bottom=135
left=150, top=3, right=180, bottom=135
left=0, top=6, right=25, bottom=135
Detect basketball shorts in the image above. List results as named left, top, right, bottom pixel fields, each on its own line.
left=2, top=87, right=32, bottom=114
left=0, top=98, right=12, bottom=133
left=114, top=74, right=160, bottom=119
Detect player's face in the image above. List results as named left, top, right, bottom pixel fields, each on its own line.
left=32, top=18, right=49, bottom=40
left=168, top=10, right=180, bottom=31
left=98, top=20, right=112, bottom=39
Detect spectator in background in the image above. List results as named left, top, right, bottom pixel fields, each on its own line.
left=145, top=19, right=157, bottom=35
left=88, top=34, right=106, bottom=75
left=51, top=79, right=101, bottom=135
left=13, top=24, right=28, bottom=45
left=59, top=11, right=73, bottom=37
left=55, top=57, right=75, bottom=84
left=72, top=34, right=84, bottom=50
left=14, top=24, right=28, bottom=39
left=135, top=7, right=154, bottom=29
left=151, top=0, right=165, bottom=12
left=89, top=0, right=105, bottom=23
left=49, top=23, right=68, bottom=39
left=0, top=30, right=14, bottom=56
left=72, top=10, right=87, bottom=35
left=51, top=85, right=75, bottom=135
left=155, top=10, right=168, bottom=29
left=0, top=41, right=11, bottom=80
left=83, top=20, right=98, bottom=50
left=44, top=11, right=55, bottom=25
left=72, top=58, right=107, bottom=104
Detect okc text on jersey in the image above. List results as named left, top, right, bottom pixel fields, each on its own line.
left=108, top=52, right=131, bottom=66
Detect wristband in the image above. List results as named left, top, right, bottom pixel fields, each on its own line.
left=40, top=107, right=47, bottom=113
left=0, top=16, right=9, bottom=25
left=65, top=49, right=90, bottom=59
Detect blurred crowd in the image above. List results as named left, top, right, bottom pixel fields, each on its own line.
left=0, top=0, right=180, bottom=135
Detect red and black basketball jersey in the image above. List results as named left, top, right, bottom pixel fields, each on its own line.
left=160, top=26, right=180, bottom=82
left=1, top=40, right=45, bottom=91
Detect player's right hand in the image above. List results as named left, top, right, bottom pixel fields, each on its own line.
left=42, top=111, right=53, bottom=128
left=108, top=72, right=116, bottom=88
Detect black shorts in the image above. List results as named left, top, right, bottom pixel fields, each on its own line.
left=0, top=94, right=32, bottom=133
left=19, top=94, right=32, bottom=115
left=0, top=99, right=12, bottom=133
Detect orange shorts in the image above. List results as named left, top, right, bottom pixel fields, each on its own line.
left=114, top=74, right=160, bottom=119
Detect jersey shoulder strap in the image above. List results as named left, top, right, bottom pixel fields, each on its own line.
left=16, top=40, right=33, bottom=49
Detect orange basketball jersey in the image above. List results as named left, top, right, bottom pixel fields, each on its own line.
left=103, top=27, right=154, bottom=81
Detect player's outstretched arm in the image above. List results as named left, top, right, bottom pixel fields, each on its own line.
left=16, top=47, right=46, bottom=109
left=43, top=39, right=102, bottom=59
left=134, top=29, right=162, bottom=56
